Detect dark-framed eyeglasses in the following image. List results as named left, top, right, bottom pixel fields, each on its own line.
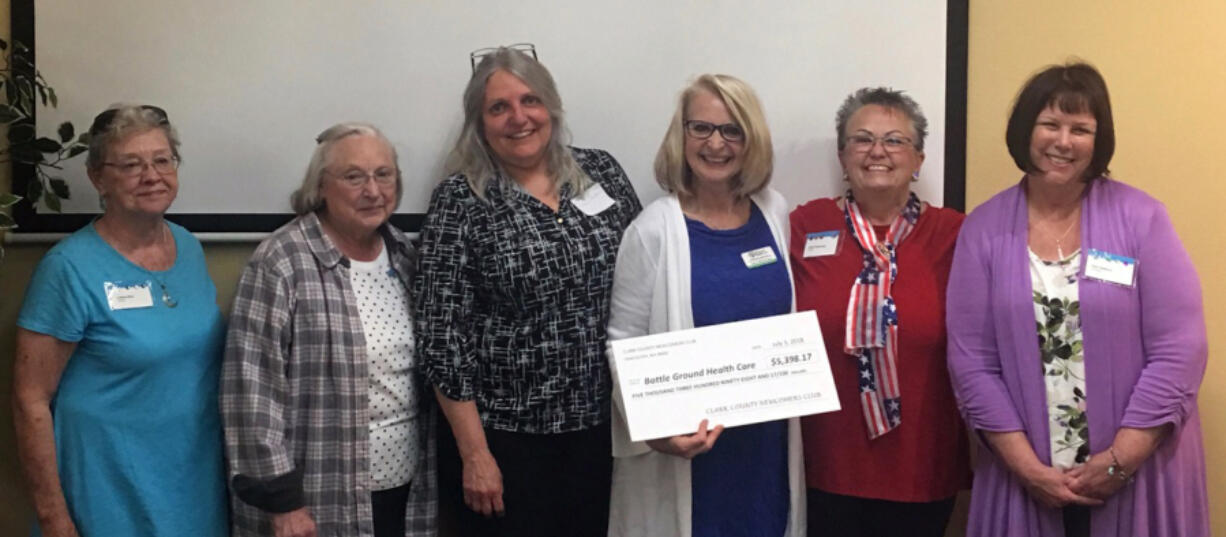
left=684, top=120, right=745, bottom=142
left=102, top=155, right=180, bottom=177
left=89, top=105, right=169, bottom=137
left=470, top=42, right=537, bottom=73
left=844, top=134, right=915, bottom=154
left=328, top=167, right=399, bottom=188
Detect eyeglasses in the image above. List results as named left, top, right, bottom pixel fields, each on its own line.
left=329, top=167, right=398, bottom=188
left=684, top=120, right=745, bottom=142
left=102, top=155, right=180, bottom=177
left=844, top=134, right=915, bottom=154
left=470, top=43, right=537, bottom=73
left=89, top=105, right=169, bottom=137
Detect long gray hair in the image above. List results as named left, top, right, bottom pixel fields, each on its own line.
left=444, top=47, right=588, bottom=199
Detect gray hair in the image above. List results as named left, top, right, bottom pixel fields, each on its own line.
left=86, top=104, right=181, bottom=171
left=834, top=87, right=928, bottom=151
left=444, top=46, right=588, bottom=199
left=290, top=122, right=402, bottom=215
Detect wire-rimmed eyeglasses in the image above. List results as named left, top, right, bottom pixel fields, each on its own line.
left=844, top=134, right=915, bottom=154
left=90, top=105, right=169, bottom=137
left=470, top=43, right=537, bottom=73
left=328, top=167, right=399, bottom=188
left=101, top=155, right=180, bottom=178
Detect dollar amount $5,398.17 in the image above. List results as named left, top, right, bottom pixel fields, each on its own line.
left=769, top=352, right=813, bottom=367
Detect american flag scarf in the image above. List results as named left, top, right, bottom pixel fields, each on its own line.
left=843, top=190, right=922, bottom=439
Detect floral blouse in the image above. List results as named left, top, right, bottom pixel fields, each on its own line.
left=1030, top=249, right=1089, bottom=469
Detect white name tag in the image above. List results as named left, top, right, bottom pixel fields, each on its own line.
left=1084, top=248, right=1137, bottom=287
left=105, top=280, right=154, bottom=310
left=741, top=246, right=778, bottom=269
left=571, top=184, right=616, bottom=216
left=803, top=231, right=840, bottom=258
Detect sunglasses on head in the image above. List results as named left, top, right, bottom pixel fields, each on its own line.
left=469, top=43, right=537, bottom=73
left=89, top=105, right=170, bottom=136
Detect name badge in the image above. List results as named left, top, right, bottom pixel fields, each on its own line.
left=571, top=184, right=616, bottom=216
left=741, top=246, right=779, bottom=269
left=803, top=231, right=840, bottom=258
left=1084, top=248, right=1137, bottom=287
left=105, top=280, right=155, bottom=310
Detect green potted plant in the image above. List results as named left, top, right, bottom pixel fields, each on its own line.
left=0, top=37, right=90, bottom=260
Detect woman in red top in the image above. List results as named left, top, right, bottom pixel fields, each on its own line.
left=789, top=87, right=970, bottom=537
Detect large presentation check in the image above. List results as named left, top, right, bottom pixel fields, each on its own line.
left=610, top=311, right=840, bottom=442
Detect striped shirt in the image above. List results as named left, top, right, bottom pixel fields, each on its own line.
left=415, top=147, right=641, bottom=433
left=221, top=213, right=437, bottom=536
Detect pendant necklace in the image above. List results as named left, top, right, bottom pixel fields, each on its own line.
left=148, top=224, right=178, bottom=308
left=154, top=278, right=178, bottom=308
left=1041, top=213, right=1079, bottom=260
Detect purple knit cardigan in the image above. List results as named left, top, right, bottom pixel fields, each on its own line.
left=946, top=178, right=1209, bottom=537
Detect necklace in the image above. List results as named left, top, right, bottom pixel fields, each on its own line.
left=146, top=224, right=178, bottom=308
left=1034, top=211, right=1079, bottom=260
left=154, top=277, right=178, bottom=308
left=97, top=217, right=179, bottom=307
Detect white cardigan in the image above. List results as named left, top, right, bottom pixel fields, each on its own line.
left=606, top=188, right=806, bottom=537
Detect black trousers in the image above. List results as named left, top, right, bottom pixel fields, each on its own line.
left=371, top=482, right=411, bottom=537
left=806, top=488, right=955, bottom=537
left=438, top=421, right=613, bottom=537
left=1063, top=505, right=1090, bottom=537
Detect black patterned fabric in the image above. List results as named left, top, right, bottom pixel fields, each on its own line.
left=415, top=147, right=642, bottom=433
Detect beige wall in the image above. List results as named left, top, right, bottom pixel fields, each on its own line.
left=2, top=1, right=1222, bottom=535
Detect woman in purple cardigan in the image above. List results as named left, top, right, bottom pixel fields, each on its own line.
left=946, top=62, right=1209, bottom=537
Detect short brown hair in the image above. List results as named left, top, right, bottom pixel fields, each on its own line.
left=654, top=74, right=773, bottom=198
left=1005, top=62, right=1115, bottom=180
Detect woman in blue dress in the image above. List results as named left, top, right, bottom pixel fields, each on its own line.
left=607, top=74, right=805, bottom=537
left=12, top=104, right=228, bottom=537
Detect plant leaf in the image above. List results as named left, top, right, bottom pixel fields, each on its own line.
left=49, top=178, right=71, bottom=199
left=65, top=144, right=88, bottom=159
left=8, top=123, right=35, bottom=143
left=0, top=104, right=20, bottom=123
left=0, top=212, right=16, bottom=228
left=26, top=176, right=44, bottom=202
left=34, top=137, right=63, bottom=153
left=0, top=192, right=21, bottom=207
left=13, top=143, right=44, bottom=163
left=47, top=87, right=58, bottom=108
left=43, top=190, right=63, bottom=213
left=4, top=80, right=17, bottom=109
left=77, top=132, right=92, bottom=144
left=57, top=121, right=74, bottom=143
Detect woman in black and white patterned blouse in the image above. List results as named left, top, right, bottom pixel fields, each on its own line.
left=415, top=45, right=641, bottom=537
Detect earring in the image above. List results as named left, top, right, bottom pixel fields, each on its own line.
left=911, top=171, right=920, bottom=182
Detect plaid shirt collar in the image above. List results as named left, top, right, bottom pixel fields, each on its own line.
left=297, top=211, right=415, bottom=272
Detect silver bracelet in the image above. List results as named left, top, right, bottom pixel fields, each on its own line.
left=1106, top=447, right=1132, bottom=482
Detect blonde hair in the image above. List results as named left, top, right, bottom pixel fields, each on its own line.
left=653, top=74, right=773, bottom=199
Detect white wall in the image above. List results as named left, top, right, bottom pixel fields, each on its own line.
left=34, top=0, right=949, bottom=227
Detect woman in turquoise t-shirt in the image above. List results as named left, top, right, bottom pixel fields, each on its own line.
left=13, top=104, right=228, bottom=537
